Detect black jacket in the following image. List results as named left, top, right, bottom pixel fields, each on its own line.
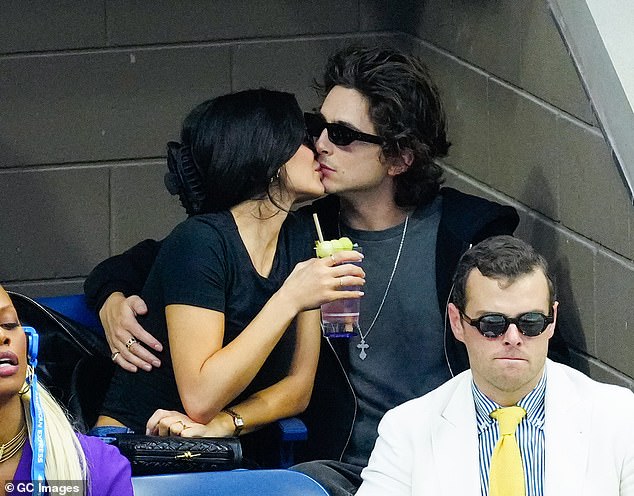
left=295, top=188, right=520, bottom=461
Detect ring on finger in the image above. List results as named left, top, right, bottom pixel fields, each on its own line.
left=125, top=337, right=138, bottom=350
left=173, top=420, right=189, bottom=431
left=111, top=351, right=120, bottom=362
left=339, top=278, right=343, bottom=288
left=330, top=254, right=336, bottom=264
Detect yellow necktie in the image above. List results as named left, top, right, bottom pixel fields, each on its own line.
left=489, top=406, right=527, bottom=496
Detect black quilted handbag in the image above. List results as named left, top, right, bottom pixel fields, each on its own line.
left=113, top=434, right=243, bottom=475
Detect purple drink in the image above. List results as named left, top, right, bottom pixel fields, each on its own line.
left=321, top=293, right=360, bottom=338
left=318, top=244, right=362, bottom=338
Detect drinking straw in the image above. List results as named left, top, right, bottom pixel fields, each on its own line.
left=313, top=213, right=324, bottom=243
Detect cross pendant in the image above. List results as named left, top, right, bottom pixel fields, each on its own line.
left=357, top=338, right=369, bottom=360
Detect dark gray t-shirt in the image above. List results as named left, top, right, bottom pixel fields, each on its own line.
left=340, top=197, right=452, bottom=466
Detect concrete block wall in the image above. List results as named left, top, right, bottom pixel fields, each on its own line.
left=0, top=0, right=410, bottom=296
left=1, top=1, right=631, bottom=388
left=408, top=0, right=633, bottom=388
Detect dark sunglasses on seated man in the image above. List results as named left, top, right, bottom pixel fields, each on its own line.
left=304, top=112, right=385, bottom=147
left=459, top=310, right=554, bottom=338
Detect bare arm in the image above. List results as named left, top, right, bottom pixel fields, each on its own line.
left=226, top=309, right=321, bottom=431
left=168, top=250, right=364, bottom=425
left=148, top=309, right=321, bottom=436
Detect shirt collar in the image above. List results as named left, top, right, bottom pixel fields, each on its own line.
left=472, top=370, right=547, bottom=433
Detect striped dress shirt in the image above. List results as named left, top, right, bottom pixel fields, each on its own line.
left=473, top=372, right=546, bottom=496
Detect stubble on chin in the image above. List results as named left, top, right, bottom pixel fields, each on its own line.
left=488, top=360, right=544, bottom=398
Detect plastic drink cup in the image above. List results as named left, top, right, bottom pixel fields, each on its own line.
left=316, top=238, right=361, bottom=338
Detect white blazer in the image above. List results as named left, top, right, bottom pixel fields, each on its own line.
left=357, top=360, right=634, bottom=496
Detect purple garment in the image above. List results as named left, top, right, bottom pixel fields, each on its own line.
left=11, top=433, right=132, bottom=496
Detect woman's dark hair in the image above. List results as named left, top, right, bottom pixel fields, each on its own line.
left=182, top=88, right=305, bottom=212
left=318, top=45, right=450, bottom=208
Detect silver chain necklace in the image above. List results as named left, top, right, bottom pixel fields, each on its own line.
left=339, top=215, right=409, bottom=360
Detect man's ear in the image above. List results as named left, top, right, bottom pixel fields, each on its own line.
left=387, top=148, right=414, bottom=177
left=447, top=302, right=466, bottom=343
left=545, top=301, right=559, bottom=340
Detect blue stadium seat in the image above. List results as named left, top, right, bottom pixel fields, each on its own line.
left=132, top=470, right=329, bottom=496
left=35, top=293, right=102, bottom=329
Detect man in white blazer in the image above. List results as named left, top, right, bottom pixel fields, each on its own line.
left=357, top=235, right=634, bottom=496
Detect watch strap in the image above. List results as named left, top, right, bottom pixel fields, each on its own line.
left=222, top=407, right=244, bottom=436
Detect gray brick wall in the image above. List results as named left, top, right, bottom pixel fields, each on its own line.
left=412, top=0, right=633, bottom=388
left=0, top=0, right=409, bottom=296
left=1, top=0, right=631, bottom=388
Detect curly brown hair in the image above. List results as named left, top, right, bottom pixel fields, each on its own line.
left=317, top=45, right=451, bottom=207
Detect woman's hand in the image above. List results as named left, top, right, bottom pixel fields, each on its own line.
left=278, top=250, right=365, bottom=313
left=146, top=409, right=234, bottom=438
left=100, top=292, right=163, bottom=372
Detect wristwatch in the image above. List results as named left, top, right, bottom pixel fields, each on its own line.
left=222, top=407, right=244, bottom=436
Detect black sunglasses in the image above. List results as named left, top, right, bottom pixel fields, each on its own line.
left=304, top=112, right=385, bottom=147
left=459, top=310, right=554, bottom=338
left=302, top=128, right=317, bottom=154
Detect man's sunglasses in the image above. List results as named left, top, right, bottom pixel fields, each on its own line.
left=304, top=112, right=385, bottom=147
left=459, top=310, right=554, bottom=338
left=302, top=129, right=317, bottom=154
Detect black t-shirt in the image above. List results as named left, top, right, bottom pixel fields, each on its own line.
left=101, top=210, right=314, bottom=433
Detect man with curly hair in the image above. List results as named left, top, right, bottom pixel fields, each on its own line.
left=291, top=45, right=518, bottom=496
left=85, top=46, right=520, bottom=495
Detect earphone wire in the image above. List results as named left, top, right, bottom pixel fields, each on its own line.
left=444, top=242, right=473, bottom=378
left=444, top=282, right=456, bottom=378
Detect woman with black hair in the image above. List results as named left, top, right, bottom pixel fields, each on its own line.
left=93, top=89, right=364, bottom=465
